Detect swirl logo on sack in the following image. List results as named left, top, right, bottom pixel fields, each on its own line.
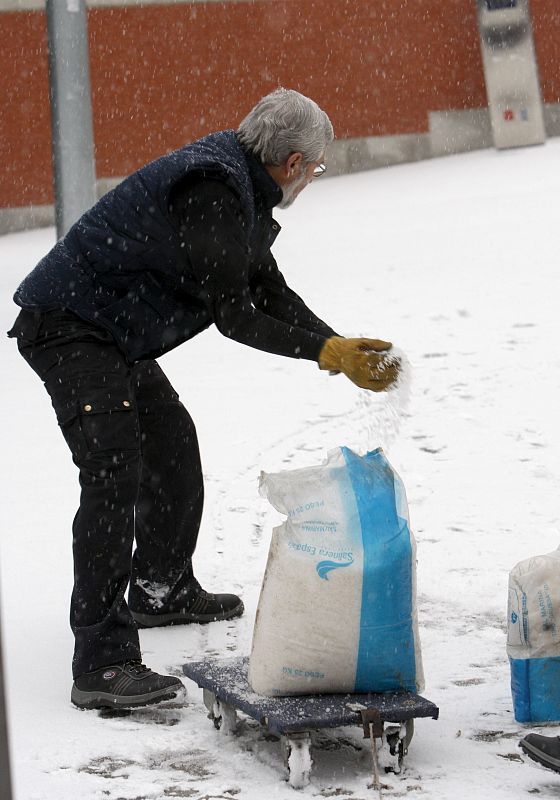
left=316, top=559, right=354, bottom=581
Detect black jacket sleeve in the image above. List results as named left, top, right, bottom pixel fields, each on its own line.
left=250, top=253, right=339, bottom=339
left=169, top=177, right=331, bottom=361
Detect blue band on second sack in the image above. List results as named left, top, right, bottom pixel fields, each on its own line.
left=510, top=656, right=560, bottom=722
left=342, top=447, right=417, bottom=692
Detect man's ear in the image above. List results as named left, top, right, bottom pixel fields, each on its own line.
left=285, top=152, right=304, bottom=177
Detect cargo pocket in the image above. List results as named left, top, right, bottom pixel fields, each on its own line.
left=76, top=390, right=139, bottom=453
left=47, top=378, right=139, bottom=460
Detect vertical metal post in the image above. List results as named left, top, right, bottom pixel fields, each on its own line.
left=46, top=0, right=96, bottom=239
left=0, top=586, right=13, bottom=800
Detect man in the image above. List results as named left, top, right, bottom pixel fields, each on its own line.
left=8, top=88, right=399, bottom=711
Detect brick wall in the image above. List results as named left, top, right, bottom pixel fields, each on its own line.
left=1, top=0, right=559, bottom=210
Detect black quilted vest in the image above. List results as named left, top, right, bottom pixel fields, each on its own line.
left=13, top=130, right=260, bottom=361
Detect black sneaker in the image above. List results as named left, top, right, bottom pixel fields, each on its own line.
left=520, top=733, right=560, bottom=773
left=131, top=580, right=244, bottom=628
left=71, top=661, right=185, bottom=710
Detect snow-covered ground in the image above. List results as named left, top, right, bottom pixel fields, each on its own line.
left=2, top=139, right=560, bottom=799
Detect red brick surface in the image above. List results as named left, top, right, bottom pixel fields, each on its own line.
left=1, top=0, right=557, bottom=208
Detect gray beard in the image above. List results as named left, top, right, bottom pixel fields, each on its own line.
left=277, top=170, right=308, bottom=209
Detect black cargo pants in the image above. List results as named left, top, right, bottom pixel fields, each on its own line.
left=9, top=309, right=204, bottom=678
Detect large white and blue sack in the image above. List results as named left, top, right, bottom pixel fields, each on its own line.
left=508, top=548, right=560, bottom=722
left=249, top=446, right=424, bottom=696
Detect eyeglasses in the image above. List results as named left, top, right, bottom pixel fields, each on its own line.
left=312, top=163, right=327, bottom=178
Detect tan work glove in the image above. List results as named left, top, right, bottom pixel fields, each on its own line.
left=319, top=336, right=399, bottom=392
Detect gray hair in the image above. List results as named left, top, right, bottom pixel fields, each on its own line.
left=237, top=88, right=334, bottom=166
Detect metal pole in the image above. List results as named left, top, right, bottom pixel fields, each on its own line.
left=0, top=585, right=13, bottom=800
left=46, top=0, right=96, bottom=239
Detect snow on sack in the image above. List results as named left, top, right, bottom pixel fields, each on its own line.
left=508, top=547, right=560, bottom=722
left=249, top=447, right=424, bottom=696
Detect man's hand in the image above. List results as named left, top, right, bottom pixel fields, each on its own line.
left=319, top=336, right=400, bottom=392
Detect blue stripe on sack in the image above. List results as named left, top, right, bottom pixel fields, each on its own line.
left=341, top=447, right=417, bottom=693
left=510, top=658, right=531, bottom=722
left=510, top=656, right=560, bottom=723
